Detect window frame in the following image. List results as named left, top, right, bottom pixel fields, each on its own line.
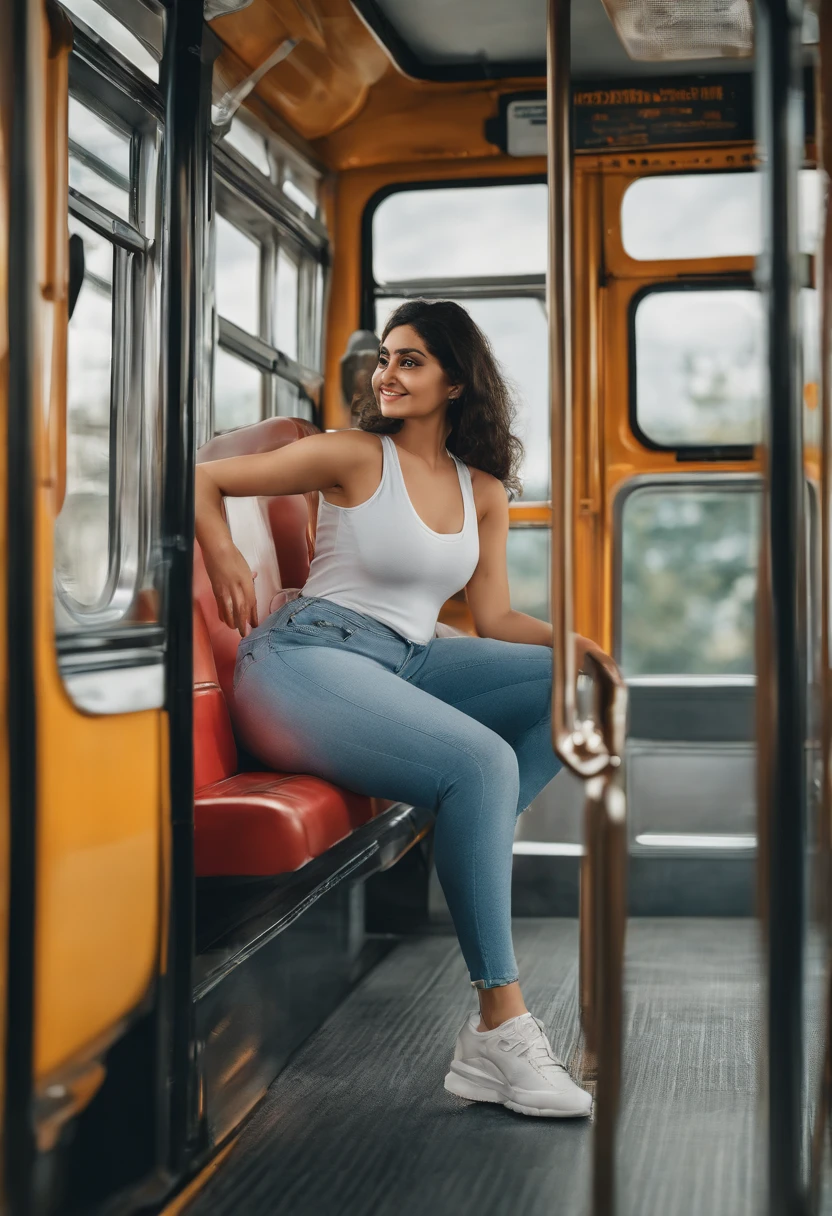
left=210, top=143, right=329, bottom=438
left=627, top=277, right=759, bottom=460
left=360, top=173, right=547, bottom=327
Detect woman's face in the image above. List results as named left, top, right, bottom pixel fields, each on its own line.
left=372, top=324, right=460, bottom=421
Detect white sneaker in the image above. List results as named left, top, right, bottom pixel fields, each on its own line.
left=444, top=1012, right=592, bottom=1118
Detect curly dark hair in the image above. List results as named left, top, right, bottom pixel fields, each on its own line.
left=352, top=299, right=525, bottom=500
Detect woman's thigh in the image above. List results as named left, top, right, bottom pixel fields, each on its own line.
left=405, top=636, right=553, bottom=744
left=230, top=636, right=519, bottom=810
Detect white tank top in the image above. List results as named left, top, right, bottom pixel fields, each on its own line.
left=300, top=433, right=480, bottom=645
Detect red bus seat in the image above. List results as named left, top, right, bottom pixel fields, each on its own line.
left=192, top=417, right=379, bottom=878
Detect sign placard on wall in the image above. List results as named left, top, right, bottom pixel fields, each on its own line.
left=485, top=75, right=763, bottom=156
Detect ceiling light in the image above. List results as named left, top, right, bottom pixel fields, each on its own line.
left=600, top=0, right=753, bottom=61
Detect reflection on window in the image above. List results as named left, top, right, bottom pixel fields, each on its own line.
left=215, top=215, right=260, bottom=334
left=55, top=218, right=114, bottom=608
left=214, top=349, right=262, bottom=432
left=373, top=183, right=547, bottom=282
left=60, top=0, right=160, bottom=81
left=276, top=247, right=299, bottom=359
left=622, top=169, right=821, bottom=260
left=634, top=289, right=764, bottom=447
left=507, top=528, right=550, bottom=622
left=621, top=486, right=759, bottom=676
left=69, top=97, right=131, bottom=219
left=377, top=295, right=549, bottom=500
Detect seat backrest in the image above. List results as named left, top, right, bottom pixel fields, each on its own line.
left=194, top=416, right=319, bottom=702
left=193, top=597, right=237, bottom=792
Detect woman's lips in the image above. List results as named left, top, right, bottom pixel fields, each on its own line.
left=380, top=388, right=406, bottom=400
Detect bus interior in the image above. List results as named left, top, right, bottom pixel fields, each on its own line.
left=2, top=0, right=831, bottom=1213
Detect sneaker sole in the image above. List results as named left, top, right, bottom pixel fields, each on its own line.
left=443, top=1065, right=592, bottom=1119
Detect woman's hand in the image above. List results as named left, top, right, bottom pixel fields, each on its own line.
left=203, top=541, right=259, bottom=638
left=574, top=633, right=607, bottom=673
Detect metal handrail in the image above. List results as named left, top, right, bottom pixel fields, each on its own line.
left=547, top=4, right=628, bottom=1214
left=547, top=0, right=623, bottom=780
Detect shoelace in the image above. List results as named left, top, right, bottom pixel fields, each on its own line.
left=499, top=1016, right=567, bottom=1075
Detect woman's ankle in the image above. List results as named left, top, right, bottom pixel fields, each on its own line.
left=477, top=981, right=528, bottom=1031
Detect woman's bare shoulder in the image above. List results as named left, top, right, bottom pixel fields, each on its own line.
left=468, top=466, right=509, bottom=521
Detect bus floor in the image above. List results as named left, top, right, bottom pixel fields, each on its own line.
left=183, top=917, right=830, bottom=1216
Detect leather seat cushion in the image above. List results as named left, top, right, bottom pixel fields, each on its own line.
left=194, top=771, right=376, bottom=877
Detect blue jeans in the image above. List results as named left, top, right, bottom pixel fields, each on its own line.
left=231, top=594, right=562, bottom=989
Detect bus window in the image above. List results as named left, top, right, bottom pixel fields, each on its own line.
left=68, top=96, right=131, bottom=221
left=214, top=348, right=264, bottom=433
left=622, top=169, right=821, bottom=260
left=210, top=138, right=327, bottom=437
left=56, top=82, right=160, bottom=635
left=372, top=182, right=546, bottom=282
left=620, top=484, right=759, bottom=677
left=506, top=528, right=550, bottom=621
left=57, top=216, right=114, bottom=607
left=58, top=0, right=161, bottom=82
left=215, top=214, right=261, bottom=336
left=221, top=118, right=271, bottom=178
left=275, top=246, right=299, bottom=360
left=632, top=287, right=764, bottom=449
left=371, top=183, right=548, bottom=502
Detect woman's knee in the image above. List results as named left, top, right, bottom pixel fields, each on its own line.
left=449, top=732, right=519, bottom=802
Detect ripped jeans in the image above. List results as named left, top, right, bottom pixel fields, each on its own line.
left=231, top=594, right=562, bottom=989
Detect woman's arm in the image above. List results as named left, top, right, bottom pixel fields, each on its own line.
left=196, top=429, right=375, bottom=637
left=465, top=474, right=603, bottom=667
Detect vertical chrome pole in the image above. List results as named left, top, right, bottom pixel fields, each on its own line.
left=755, top=1, right=809, bottom=1212
left=547, top=4, right=628, bottom=1213
left=811, top=3, right=832, bottom=1208
left=547, top=0, right=576, bottom=762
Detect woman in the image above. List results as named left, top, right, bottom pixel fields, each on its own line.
left=196, top=299, right=595, bottom=1119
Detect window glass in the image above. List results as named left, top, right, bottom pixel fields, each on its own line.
left=55, top=219, right=115, bottom=608
left=622, top=169, right=821, bottom=260
left=276, top=378, right=313, bottom=420
left=69, top=96, right=131, bottom=219
left=276, top=247, right=299, bottom=360
left=634, top=288, right=764, bottom=447
left=507, top=529, right=550, bottom=621
left=68, top=212, right=113, bottom=286
left=214, top=349, right=263, bottom=432
left=60, top=0, right=160, bottom=81
left=283, top=174, right=317, bottom=218
left=620, top=486, right=759, bottom=676
left=215, top=215, right=260, bottom=334
left=376, top=295, right=549, bottom=500
left=223, top=120, right=271, bottom=177
left=373, top=183, right=547, bottom=283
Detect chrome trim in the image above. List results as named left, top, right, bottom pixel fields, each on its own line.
left=215, top=149, right=328, bottom=256
left=217, top=317, right=323, bottom=405
left=513, top=841, right=584, bottom=856
left=635, top=832, right=756, bottom=850
left=68, top=188, right=149, bottom=254
left=62, top=659, right=164, bottom=714
left=627, top=674, right=757, bottom=688
left=375, top=273, right=546, bottom=301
